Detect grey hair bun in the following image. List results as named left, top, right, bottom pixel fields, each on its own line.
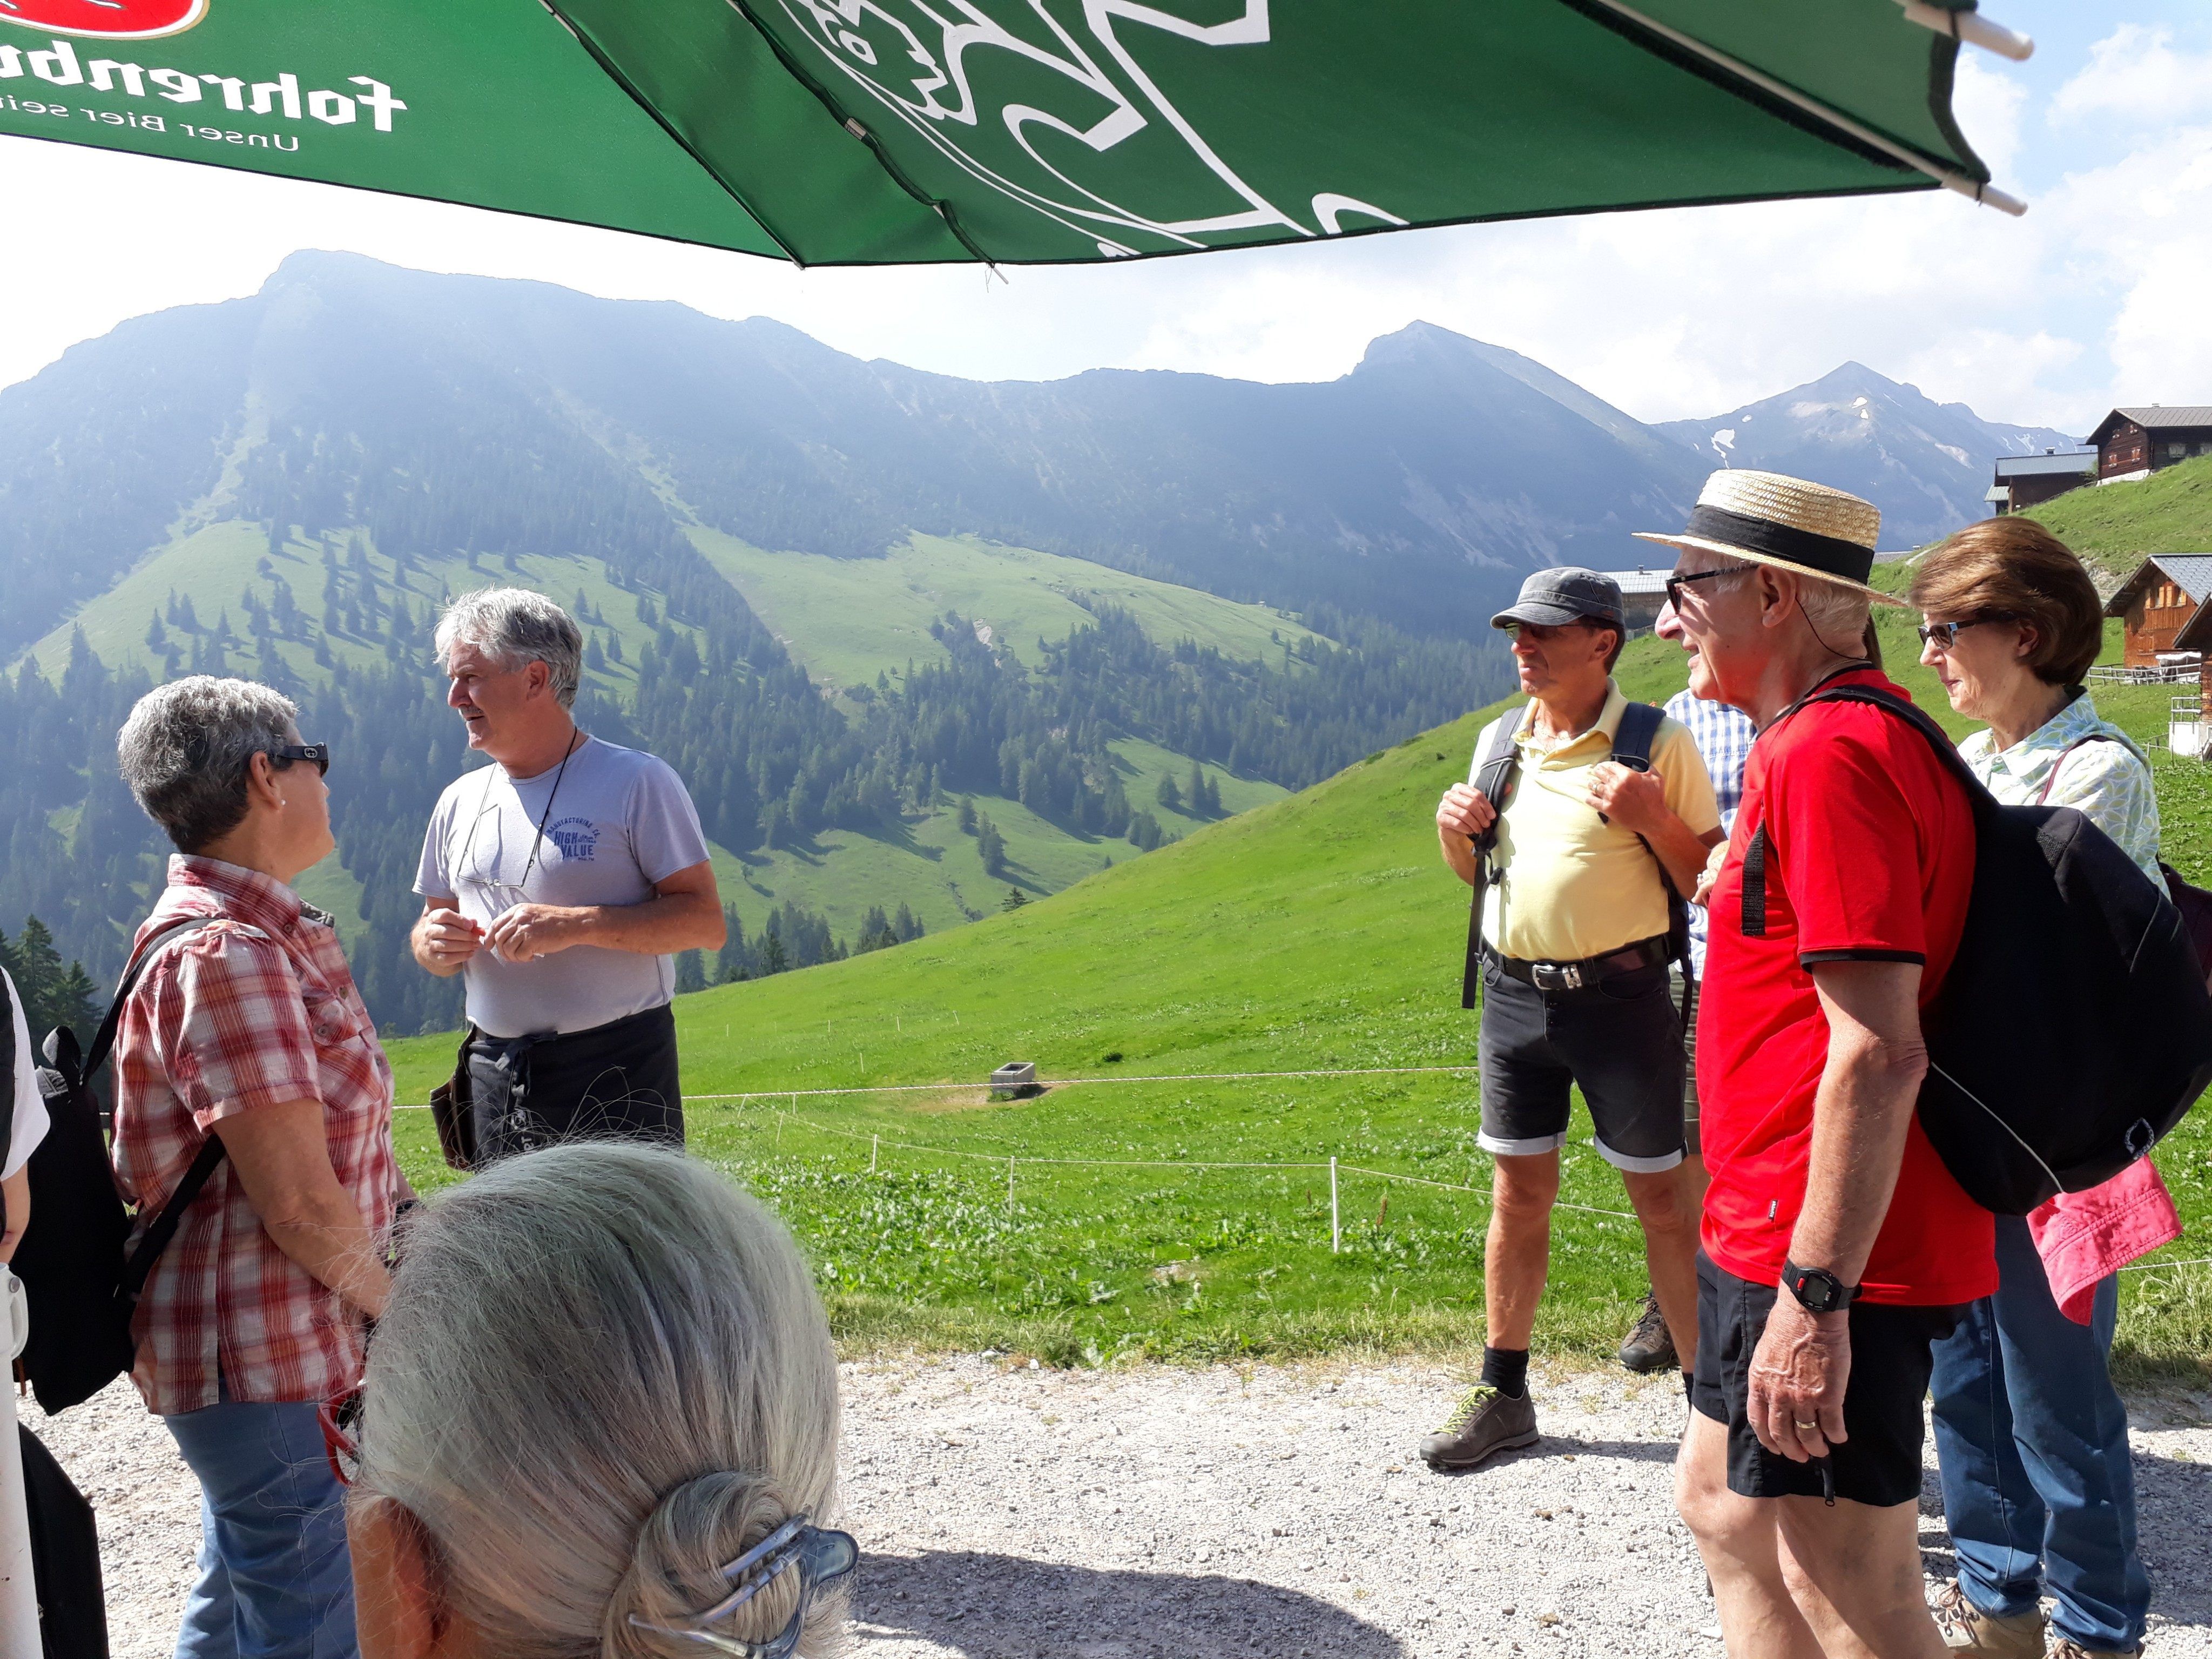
left=354, top=1145, right=841, bottom=1659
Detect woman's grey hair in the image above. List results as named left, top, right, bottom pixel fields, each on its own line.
left=435, top=587, right=584, bottom=709
left=116, top=676, right=299, bottom=853
left=355, top=1146, right=842, bottom=1659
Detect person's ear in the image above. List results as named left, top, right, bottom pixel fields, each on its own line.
left=349, top=1496, right=454, bottom=1657
left=243, top=751, right=285, bottom=811
left=1757, top=569, right=1791, bottom=630
left=526, top=660, right=552, bottom=702
left=2015, top=622, right=2040, bottom=663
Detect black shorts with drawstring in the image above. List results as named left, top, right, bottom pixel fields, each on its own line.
left=1691, top=1251, right=1961, bottom=1507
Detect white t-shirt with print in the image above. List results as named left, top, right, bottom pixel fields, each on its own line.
left=415, top=737, right=712, bottom=1039
left=3, top=967, right=51, bottom=1180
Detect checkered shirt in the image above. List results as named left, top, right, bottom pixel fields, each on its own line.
left=112, top=856, right=400, bottom=1416
left=1664, top=689, right=1757, bottom=975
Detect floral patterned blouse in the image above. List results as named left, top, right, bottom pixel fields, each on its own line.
left=1958, top=691, right=2162, bottom=885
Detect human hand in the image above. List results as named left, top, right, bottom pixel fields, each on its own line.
left=1746, top=1292, right=1851, bottom=1461
left=418, top=909, right=485, bottom=969
left=483, top=904, right=586, bottom=963
left=1437, top=783, right=1497, bottom=839
left=1586, top=763, right=1672, bottom=835
left=1693, top=841, right=1728, bottom=908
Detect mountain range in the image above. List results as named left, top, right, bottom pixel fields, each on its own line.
left=0, top=253, right=2076, bottom=1029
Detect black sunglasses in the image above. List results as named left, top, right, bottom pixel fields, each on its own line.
left=268, top=743, right=332, bottom=778
left=1663, top=565, right=1755, bottom=613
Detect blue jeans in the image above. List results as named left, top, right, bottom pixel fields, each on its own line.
left=163, top=1380, right=359, bottom=1659
left=1930, top=1214, right=2148, bottom=1651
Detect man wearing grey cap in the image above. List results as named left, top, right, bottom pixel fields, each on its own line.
left=1421, top=567, right=1723, bottom=1470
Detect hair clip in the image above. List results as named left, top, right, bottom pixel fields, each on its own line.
left=627, top=1516, right=858, bottom=1659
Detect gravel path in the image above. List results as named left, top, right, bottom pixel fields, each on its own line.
left=28, top=1359, right=2212, bottom=1657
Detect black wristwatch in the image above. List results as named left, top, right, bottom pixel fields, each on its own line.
left=1782, top=1262, right=1860, bottom=1314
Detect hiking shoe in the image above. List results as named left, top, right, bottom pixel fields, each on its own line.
left=1418, top=1385, right=1539, bottom=1469
left=1617, top=1292, right=1678, bottom=1374
left=2049, top=1643, right=2142, bottom=1658
left=1931, top=1581, right=2046, bottom=1657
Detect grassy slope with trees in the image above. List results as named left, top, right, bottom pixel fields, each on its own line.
left=382, top=582, right=2212, bottom=1372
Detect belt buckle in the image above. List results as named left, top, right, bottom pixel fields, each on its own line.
left=1533, top=961, right=1583, bottom=992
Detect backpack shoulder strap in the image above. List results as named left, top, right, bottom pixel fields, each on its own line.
left=71, top=917, right=221, bottom=1088
left=1738, top=684, right=1985, bottom=938
left=1611, top=700, right=1665, bottom=773
left=1461, top=711, right=1526, bottom=1010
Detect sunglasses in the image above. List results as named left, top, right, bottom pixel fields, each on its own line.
left=269, top=743, right=332, bottom=778
left=1916, top=615, right=2017, bottom=651
left=1663, top=565, right=1755, bottom=613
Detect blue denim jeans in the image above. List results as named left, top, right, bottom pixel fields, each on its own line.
left=1930, top=1213, right=2148, bottom=1652
left=162, top=1380, right=359, bottom=1659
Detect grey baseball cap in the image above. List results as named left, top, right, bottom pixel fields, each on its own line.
left=1489, top=566, right=1626, bottom=631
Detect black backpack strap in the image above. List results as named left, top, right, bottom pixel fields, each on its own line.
left=119, top=1135, right=226, bottom=1311
left=1611, top=700, right=1665, bottom=773
left=73, top=918, right=220, bottom=1088
left=1461, top=713, right=1527, bottom=1009
left=1737, top=684, right=1987, bottom=938
left=69, top=918, right=229, bottom=1307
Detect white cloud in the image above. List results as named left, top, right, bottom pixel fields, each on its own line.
left=2053, top=24, right=2212, bottom=128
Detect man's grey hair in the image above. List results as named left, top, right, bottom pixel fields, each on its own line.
left=435, top=587, right=584, bottom=710
left=1794, top=573, right=1874, bottom=657
left=116, top=676, right=299, bottom=853
left=354, top=1145, right=842, bottom=1659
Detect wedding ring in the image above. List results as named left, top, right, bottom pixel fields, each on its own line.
left=1794, top=1420, right=1817, bottom=1431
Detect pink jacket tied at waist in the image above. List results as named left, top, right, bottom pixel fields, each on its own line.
left=2028, top=1158, right=2181, bottom=1324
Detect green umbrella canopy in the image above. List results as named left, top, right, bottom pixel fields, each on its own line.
left=0, top=0, right=2014, bottom=266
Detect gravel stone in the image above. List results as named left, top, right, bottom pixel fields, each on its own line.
left=27, top=1359, right=2212, bottom=1657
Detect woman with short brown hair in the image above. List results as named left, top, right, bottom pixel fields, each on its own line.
left=1910, top=522, right=2171, bottom=1659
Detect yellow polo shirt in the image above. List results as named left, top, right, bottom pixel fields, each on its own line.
left=1474, top=683, right=1719, bottom=963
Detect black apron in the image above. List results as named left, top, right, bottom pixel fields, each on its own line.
left=463, top=1003, right=684, bottom=1166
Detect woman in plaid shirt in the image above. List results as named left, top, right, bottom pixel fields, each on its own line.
left=114, top=676, right=406, bottom=1659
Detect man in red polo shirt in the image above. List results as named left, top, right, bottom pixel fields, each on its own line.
left=1640, top=470, right=1996, bottom=1658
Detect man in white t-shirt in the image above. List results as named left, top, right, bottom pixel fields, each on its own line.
left=411, top=589, right=724, bottom=1164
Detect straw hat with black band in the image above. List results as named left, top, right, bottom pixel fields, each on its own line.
left=1634, top=469, right=1907, bottom=608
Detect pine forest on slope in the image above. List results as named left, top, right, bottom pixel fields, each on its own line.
left=1, top=253, right=2079, bottom=1033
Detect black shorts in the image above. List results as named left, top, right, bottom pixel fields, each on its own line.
left=1476, top=956, right=1685, bottom=1171
left=1691, top=1251, right=1961, bottom=1507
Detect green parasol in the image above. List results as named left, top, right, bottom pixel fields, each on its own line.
left=0, top=0, right=2024, bottom=266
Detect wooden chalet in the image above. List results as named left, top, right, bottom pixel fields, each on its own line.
left=1985, top=450, right=2095, bottom=514
left=2088, top=407, right=2212, bottom=483
left=2106, top=555, right=2212, bottom=670
left=1595, top=568, right=1670, bottom=632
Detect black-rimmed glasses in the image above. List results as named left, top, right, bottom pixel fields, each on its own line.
left=1916, top=615, right=2017, bottom=651
left=270, top=743, right=332, bottom=778
left=1663, top=565, right=1754, bottom=614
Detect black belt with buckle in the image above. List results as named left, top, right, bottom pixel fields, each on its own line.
left=1485, top=935, right=1670, bottom=993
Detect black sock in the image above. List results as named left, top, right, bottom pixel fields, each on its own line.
left=1480, top=1345, right=1529, bottom=1399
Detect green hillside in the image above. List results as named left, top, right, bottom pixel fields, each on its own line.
left=386, top=624, right=2212, bottom=1372
left=2023, top=453, right=2212, bottom=577
left=12, top=520, right=1303, bottom=955
left=690, top=528, right=1323, bottom=692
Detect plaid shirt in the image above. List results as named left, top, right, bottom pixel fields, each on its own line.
left=1664, top=689, right=1756, bottom=975
left=112, top=857, right=400, bottom=1415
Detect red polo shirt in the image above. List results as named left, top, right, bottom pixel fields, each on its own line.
left=1698, top=669, right=1996, bottom=1307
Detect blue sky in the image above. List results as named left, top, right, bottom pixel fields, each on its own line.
left=1, top=3, right=2203, bottom=432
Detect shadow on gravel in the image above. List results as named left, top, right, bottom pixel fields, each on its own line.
left=850, top=1550, right=1404, bottom=1657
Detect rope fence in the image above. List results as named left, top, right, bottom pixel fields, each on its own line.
left=395, top=1069, right=2212, bottom=1273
